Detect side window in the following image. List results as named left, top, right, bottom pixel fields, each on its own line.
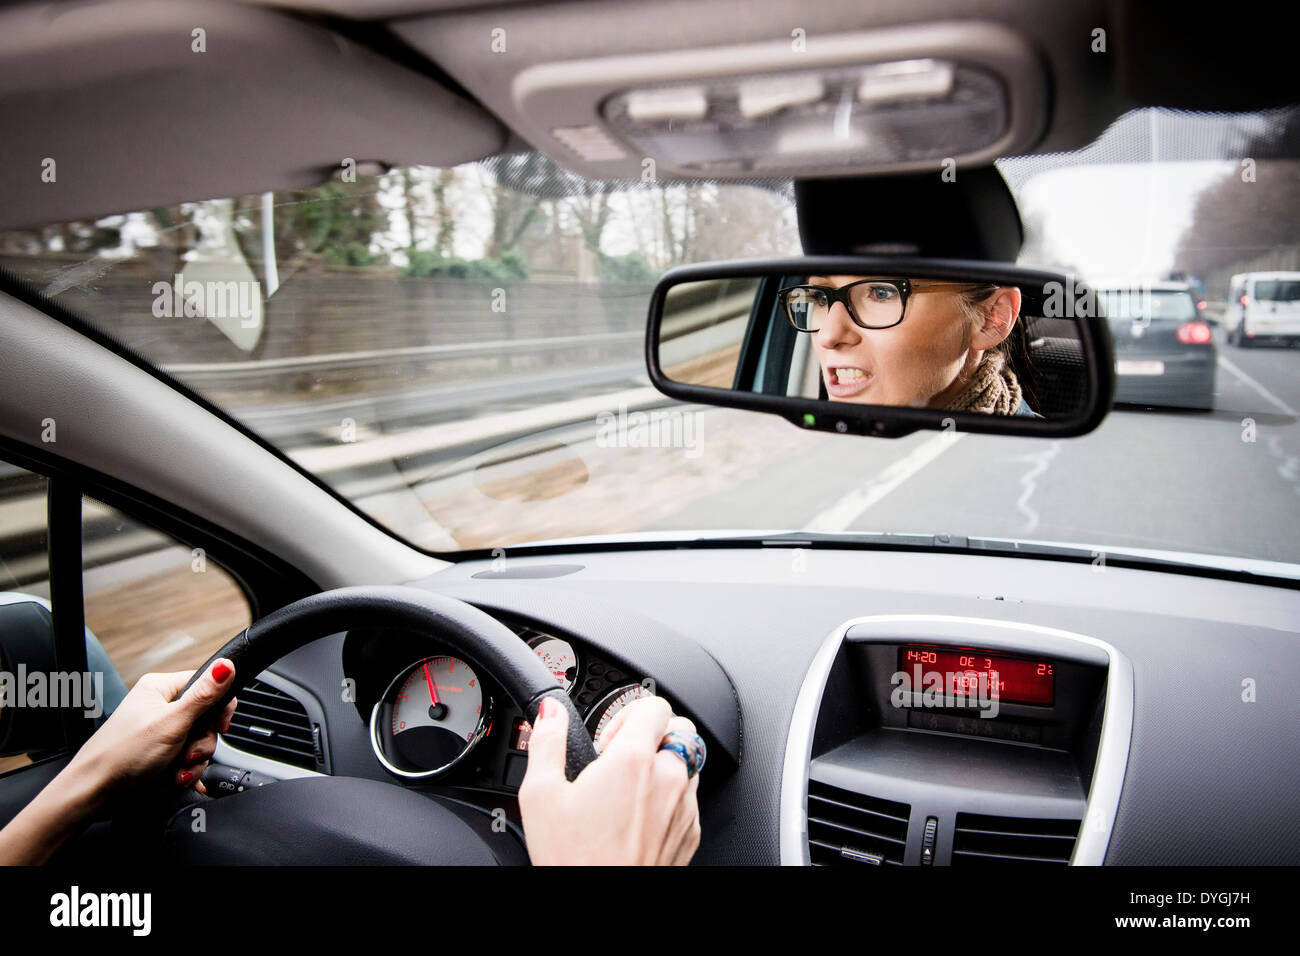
left=1, top=472, right=252, bottom=776
left=82, top=497, right=252, bottom=705
left=0, top=466, right=56, bottom=773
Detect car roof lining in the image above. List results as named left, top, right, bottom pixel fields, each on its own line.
left=0, top=0, right=1296, bottom=230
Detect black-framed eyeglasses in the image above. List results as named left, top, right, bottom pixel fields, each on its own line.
left=777, top=278, right=996, bottom=332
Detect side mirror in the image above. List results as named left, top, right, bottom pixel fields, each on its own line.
left=0, top=596, right=64, bottom=756
left=647, top=257, right=1115, bottom=439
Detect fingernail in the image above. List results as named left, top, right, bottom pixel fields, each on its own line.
left=188, top=751, right=202, bottom=763
left=178, top=770, right=193, bottom=785
left=211, top=660, right=232, bottom=683
left=538, top=697, right=554, bottom=719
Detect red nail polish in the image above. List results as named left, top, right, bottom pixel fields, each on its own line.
left=211, top=661, right=232, bottom=683
left=179, top=770, right=193, bottom=784
left=188, top=752, right=202, bottom=764
left=538, top=697, right=553, bottom=719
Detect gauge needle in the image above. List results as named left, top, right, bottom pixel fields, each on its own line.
left=423, top=662, right=439, bottom=706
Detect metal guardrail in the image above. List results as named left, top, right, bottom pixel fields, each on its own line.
left=160, top=330, right=643, bottom=379
left=0, top=293, right=747, bottom=568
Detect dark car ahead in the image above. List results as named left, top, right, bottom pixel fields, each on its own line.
left=1100, top=283, right=1216, bottom=411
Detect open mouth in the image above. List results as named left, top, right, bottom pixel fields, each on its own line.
left=825, top=366, right=873, bottom=398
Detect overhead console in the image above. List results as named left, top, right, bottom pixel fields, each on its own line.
left=781, top=615, right=1133, bottom=866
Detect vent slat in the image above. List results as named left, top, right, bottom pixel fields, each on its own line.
left=808, top=816, right=907, bottom=846
left=952, top=812, right=1079, bottom=866
left=808, top=792, right=910, bottom=825
left=957, top=827, right=1076, bottom=841
left=952, top=849, right=1070, bottom=864
left=222, top=679, right=319, bottom=771
left=227, top=712, right=315, bottom=741
left=807, top=780, right=910, bottom=866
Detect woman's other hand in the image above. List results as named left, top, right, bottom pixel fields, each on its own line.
left=518, top=695, right=701, bottom=865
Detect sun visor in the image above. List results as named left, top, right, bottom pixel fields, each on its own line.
left=0, top=0, right=507, bottom=229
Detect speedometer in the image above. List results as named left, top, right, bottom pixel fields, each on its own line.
left=586, top=683, right=653, bottom=753
left=370, top=655, right=489, bottom=779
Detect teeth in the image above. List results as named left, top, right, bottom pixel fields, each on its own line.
left=836, top=368, right=867, bottom=381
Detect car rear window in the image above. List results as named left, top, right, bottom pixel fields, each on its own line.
left=1099, top=289, right=1197, bottom=321
left=1253, top=279, right=1300, bottom=302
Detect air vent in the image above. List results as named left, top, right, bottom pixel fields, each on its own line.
left=807, top=780, right=910, bottom=865
left=952, top=812, right=1080, bottom=865
left=222, top=679, right=321, bottom=771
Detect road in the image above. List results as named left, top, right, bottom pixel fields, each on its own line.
left=649, top=337, right=1300, bottom=565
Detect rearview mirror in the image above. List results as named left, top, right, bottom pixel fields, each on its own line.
left=647, top=257, right=1114, bottom=438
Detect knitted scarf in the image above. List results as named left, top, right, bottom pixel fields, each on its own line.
left=946, top=349, right=1022, bottom=416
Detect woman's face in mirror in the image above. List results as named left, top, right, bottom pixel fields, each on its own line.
left=806, top=275, right=1019, bottom=408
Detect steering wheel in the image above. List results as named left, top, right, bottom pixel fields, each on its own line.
left=161, top=586, right=598, bottom=865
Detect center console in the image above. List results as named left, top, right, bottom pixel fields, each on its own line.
left=780, top=615, right=1133, bottom=866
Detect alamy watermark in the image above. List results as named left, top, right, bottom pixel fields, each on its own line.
left=50, top=886, right=150, bottom=936
left=151, top=272, right=260, bottom=328
left=595, top=404, right=703, bottom=459
left=890, top=663, right=1001, bottom=718
left=1043, top=274, right=1154, bottom=321
left=0, top=667, right=104, bottom=718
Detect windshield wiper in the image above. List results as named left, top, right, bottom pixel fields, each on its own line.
left=459, top=529, right=1300, bottom=588
left=709, top=530, right=1300, bottom=583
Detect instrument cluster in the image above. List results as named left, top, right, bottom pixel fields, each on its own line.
left=350, top=620, right=661, bottom=790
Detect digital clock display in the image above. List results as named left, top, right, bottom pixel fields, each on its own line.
left=898, top=646, right=1055, bottom=706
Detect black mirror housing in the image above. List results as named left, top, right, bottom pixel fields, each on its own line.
left=646, top=256, right=1116, bottom=439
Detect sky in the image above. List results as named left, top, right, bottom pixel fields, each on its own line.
left=1013, top=160, right=1237, bottom=281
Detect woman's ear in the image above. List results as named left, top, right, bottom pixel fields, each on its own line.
left=970, top=286, right=1021, bottom=350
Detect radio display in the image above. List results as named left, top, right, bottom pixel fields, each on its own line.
left=898, top=646, right=1055, bottom=706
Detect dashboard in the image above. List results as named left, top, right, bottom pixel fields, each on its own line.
left=215, top=545, right=1300, bottom=865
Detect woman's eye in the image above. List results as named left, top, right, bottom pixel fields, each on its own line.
left=865, top=285, right=897, bottom=301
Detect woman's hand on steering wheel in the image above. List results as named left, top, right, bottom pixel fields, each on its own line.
left=518, top=695, right=701, bottom=865
left=0, top=660, right=238, bottom=865
left=71, top=659, right=240, bottom=797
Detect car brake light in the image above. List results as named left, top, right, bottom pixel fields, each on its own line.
left=1196, top=299, right=1206, bottom=310
left=1176, top=321, right=1212, bottom=345
left=1240, top=295, right=1249, bottom=306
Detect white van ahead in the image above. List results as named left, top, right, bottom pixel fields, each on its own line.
left=1226, top=271, right=1300, bottom=346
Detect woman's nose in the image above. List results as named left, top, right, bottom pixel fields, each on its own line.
left=814, top=300, right=860, bottom=348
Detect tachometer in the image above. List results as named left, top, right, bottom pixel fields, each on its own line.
left=527, top=634, right=579, bottom=692
left=370, top=655, right=489, bottom=779
left=586, top=683, right=653, bottom=753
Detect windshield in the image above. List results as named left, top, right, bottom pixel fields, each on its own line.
left=2, top=110, right=1298, bottom=568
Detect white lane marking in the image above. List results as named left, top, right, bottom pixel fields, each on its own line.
left=1014, top=440, right=1063, bottom=534
left=1217, top=355, right=1297, bottom=416
left=1219, top=355, right=1300, bottom=498
left=1268, top=435, right=1300, bottom=489
left=804, top=431, right=967, bottom=532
